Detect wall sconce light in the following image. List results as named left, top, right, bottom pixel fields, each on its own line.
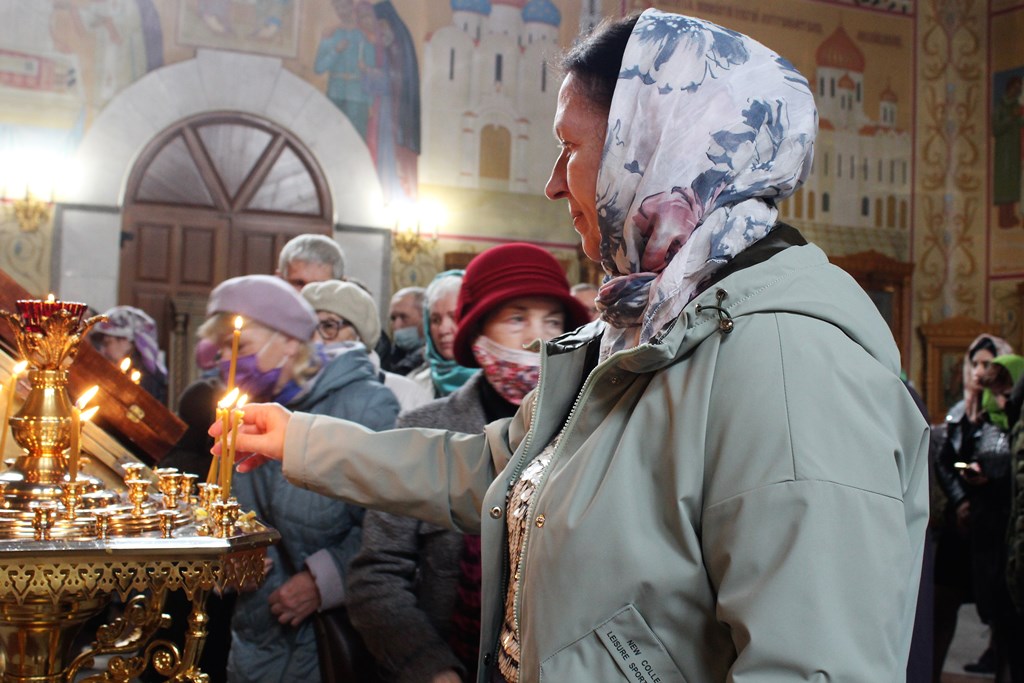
left=1, top=149, right=65, bottom=233
left=389, top=200, right=445, bottom=264
left=4, top=192, right=53, bottom=233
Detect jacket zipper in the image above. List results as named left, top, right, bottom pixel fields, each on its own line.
left=508, top=341, right=650, bottom=670
left=490, top=352, right=542, bottom=676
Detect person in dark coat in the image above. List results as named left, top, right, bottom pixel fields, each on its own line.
left=344, top=244, right=590, bottom=683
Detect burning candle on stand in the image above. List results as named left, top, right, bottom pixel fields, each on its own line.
left=130, top=369, right=141, bottom=385
left=223, top=394, right=248, bottom=501
left=227, top=316, right=243, bottom=389
left=0, top=361, right=28, bottom=457
left=69, top=386, right=99, bottom=482
left=214, top=388, right=239, bottom=493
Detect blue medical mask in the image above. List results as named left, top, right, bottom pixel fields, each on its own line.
left=392, top=326, right=422, bottom=351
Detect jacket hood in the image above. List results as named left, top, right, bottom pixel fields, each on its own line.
left=291, top=345, right=378, bottom=410
left=546, top=243, right=900, bottom=377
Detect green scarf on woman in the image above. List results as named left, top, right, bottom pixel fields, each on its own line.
left=982, top=354, right=1024, bottom=430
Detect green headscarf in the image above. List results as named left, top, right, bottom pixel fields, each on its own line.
left=422, top=270, right=478, bottom=397
left=982, top=354, right=1024, bottom=430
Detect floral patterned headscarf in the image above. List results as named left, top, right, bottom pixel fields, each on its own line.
left=595, top=10, right=817, bottom=357
left=91, top=305, right=167, bottom=377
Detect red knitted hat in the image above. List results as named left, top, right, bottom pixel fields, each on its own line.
left=453, top=243, right=592, bottom=367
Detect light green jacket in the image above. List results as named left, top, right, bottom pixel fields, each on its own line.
left=282, top=242, right=929, bottom=682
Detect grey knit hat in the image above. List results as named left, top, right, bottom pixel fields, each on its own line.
left=301, top=280, right=381, bottom=348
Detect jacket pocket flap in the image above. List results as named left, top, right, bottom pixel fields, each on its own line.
left=594, top=604, right=686, bottom=683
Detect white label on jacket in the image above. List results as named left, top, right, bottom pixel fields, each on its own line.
left=595, top=605, right=686, bottom=683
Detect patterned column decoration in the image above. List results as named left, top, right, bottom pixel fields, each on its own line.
left=912, top=0, right=986, bottom=385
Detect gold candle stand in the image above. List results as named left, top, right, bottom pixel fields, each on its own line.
left=0, top=298, right=278, bottom=682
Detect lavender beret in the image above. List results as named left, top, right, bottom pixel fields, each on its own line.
left=206, top=274, right=318, bottom=340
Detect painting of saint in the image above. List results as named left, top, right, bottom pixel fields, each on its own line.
left=316, top=0, right=420, bottom=204
left=993, top=68, right=1024, bottom=228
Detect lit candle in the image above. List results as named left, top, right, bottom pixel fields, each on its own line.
left=69, top=405, right=99, bottom=482
left=16, top=296, right=86, bottom=330
left=224, top=394, right=248, bottom=501
left=227, top=316, right=243, bottom=389
left=0, top=361, right=28, bottom=457
left=76, top=385, right=99, bottom=408
left=69, top=386, right=99, bottom=481
left=205, top=428, right=221, bottom=485
left=69, top=407, right=79, bottom=479
left=130, top=369, right=141, bottom=384
left=119, top=357, right=131, bottom=374
left=217, top=388, right=240, bottom=496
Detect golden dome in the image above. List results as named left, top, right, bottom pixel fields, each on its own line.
left=816, top=25, right=865, bottom=72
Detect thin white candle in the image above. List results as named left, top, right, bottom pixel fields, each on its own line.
left=227, top=316, right=243, bottom=389
left=0, top=361, right=28, bottom=457
left=69, top=386, right=100, bottom=481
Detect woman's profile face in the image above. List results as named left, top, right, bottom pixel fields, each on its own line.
left=480, top=296, right=566, bottom=350
left=98, top=336, right=133, bottom=365
left=545, top=73, right=608, bottom=262
left=429, top=288, right=459, bottom=361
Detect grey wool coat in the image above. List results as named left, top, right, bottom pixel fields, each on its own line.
left=346, top=373, right=489, bottom=682
left=279, top=240, right=929, bottom=682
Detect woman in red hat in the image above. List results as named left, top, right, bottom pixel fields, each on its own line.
left=346, top=242, right=590, bottom=683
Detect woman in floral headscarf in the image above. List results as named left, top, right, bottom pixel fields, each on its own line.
left=222, top=11, right=929, bottom=682
left=90, top=305, right=168, bottom=403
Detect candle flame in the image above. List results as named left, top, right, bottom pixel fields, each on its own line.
left=12, top=361, right=27, bottom=375
left=80, top=406, right=100, bottom=422
left=119, top=357, right=131, bottom=373
left=236, top=394, right=249, bottom=409
left=218, top=387, right=241, bottom=409
left=75, top=385, right=99, bottom=409
left=130, top=369, right=141, bottom=384
left=234, top=316, right=244, bottom=331
left=46, top=293, right=54, bottom=302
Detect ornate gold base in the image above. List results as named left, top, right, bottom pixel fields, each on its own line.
left=0, top=594, right=108, bottom=683
left=0, top=546, right=271, bottom=682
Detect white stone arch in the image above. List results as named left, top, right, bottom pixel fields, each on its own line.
left=59, top=49, right=386, bottom=312
left=70, top=49, right=383, bottom=224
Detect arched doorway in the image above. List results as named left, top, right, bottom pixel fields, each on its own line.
left=119, top=111, right=333, bottom=401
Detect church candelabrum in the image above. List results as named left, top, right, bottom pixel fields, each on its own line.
left=0, top=297, right=278, bottom=683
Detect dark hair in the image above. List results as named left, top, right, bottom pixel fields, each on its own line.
left=558, top=14, right=640, bottom=112
left=969, top=336, right=998, bottom=360
left=980, top=362, right=1013, bottom=393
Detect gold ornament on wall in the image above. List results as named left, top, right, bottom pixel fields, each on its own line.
left=388, top=200, right=446, bottom=264
left=2, top=192, right=52, bottom=233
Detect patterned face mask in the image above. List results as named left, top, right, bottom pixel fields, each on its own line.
left=594, top=9, right=817, bottom=358
left=471, top=335, right=541, bottom=406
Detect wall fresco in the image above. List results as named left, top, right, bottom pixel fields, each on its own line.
left=0, top=0, right=1014, bottom=363
left=178, top=0, right=299, bottom=58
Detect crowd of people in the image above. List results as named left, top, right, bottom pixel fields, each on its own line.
left=72, top=9, right=1024, bottom=683
left=932, top=334, right=1024, bottom=681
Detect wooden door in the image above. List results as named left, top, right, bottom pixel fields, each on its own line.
left=119, top=205, right=230, bottom=334
left=120, top=112, right=333, bottom=403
